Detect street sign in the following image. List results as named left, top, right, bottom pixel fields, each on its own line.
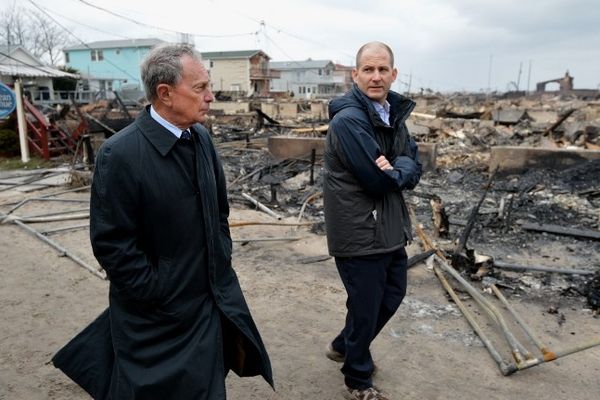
left=0, top=82, right=17, bottom=118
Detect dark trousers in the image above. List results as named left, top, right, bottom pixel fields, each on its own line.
left=332, top=248, right=408, bottom=390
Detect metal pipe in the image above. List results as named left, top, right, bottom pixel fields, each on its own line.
left=433, top=265, right=517, bottom=376
left=232, top=236, right=304, bottom=243
left=241, top=192, right=282, bottom=220
left=434, top=255, right=533, bottom=364
left=4, top=212, right=89, bottom=224
left=0, top=171, right=65, bottom=192
left=19, top=207, right=90, bottom=219
left=9, top=217, right=105, bottom=280
left=6, top=197, right=89, bottom=215
left=41, top=223, right=90, bottom=236
left=515, top=338, right=600, bottom=371
left=490, top=284, right=549, bottom=356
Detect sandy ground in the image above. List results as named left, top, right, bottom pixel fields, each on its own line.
left=1, top=183, right=599, bottom=400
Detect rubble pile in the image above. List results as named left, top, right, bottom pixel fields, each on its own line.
left=203, top=93, right=600, bottom=314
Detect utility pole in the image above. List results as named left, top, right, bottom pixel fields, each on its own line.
left=516, top=61, right=523, bottom=91
left=526, top=60, right=532, bottom=95
left=407, top=70, right=412, bottom=95
left=487, top=54, right=493, bottom=93
left=259, top=20, right=268, bottom=53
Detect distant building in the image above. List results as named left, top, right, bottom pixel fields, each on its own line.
left=201, top=50, right=278, bottom=97
left=63, top=38, right=165, bottom=93
left=269, top=59, right=352, bottom=99
left=536, top=71, right=574, bottom=92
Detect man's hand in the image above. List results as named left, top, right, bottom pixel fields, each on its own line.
left=375, top=155, right=393, bottom=171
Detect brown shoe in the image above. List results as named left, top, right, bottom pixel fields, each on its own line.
left=326, top=343, right=345, bottom=363
left=326, top=343, right=379, bottom=376
left=342, top=385, right=390, bottom=400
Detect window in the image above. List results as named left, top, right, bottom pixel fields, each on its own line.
left=210, top=60, right=214, bottom=68
left=116, top=49, right=120, bottom=55
left=318, top=69, right=322, bottom=76
left=91, top=49, right=104, bottom=62
left=64, top=52, right=69, bottom=63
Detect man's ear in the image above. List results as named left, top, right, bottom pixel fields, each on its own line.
left=351, top=68, right=358, bottom=83
left=156, top=84, right=172, bottom=106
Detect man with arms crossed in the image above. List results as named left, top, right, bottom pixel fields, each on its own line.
left=323, top=41, right=421, bottom=400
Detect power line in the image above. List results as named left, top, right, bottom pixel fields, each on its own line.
left=36, top=3, right=133, bottom=40
left=28, top=0, right=139, bottom=82
left=206, top=0, right=353, bottom=61
left=76, top=0, right=257, bottom=39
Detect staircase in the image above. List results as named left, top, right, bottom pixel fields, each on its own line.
left=23, top=99, right=81, bottom=160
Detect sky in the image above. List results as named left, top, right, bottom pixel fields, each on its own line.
left=11, top=0, right=600, bottom=93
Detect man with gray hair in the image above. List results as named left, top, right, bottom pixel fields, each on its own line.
left=52, top=43, right=273, bottom=399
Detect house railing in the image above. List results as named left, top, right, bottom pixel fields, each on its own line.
left=250, top=67, right=281, bottom=80
left=31, top=90, right=111, bottom=105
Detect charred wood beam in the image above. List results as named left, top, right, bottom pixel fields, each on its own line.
left=493, top=260, right=595, bottom=275
left=543, top=108, right=576, bottom=136
left=83, top=112, right=117, bottom=135
left=453, top=167, right=498, bottom=255
left=112, top=91, right=133, bottom=119
left=407, top=249, right=436, bottom=269
left=519, top=221, right=600, bottom=241
left=253, top=108, right=280, bottom=126
left=430, top=195, right=449, bottom=238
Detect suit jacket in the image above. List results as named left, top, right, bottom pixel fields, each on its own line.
left=52, top=107, right=273, bottom=399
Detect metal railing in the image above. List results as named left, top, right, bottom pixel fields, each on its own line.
left=31, top=90, right=111, bottom=105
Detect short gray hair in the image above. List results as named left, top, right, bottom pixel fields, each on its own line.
left=141, top=43, right=202, bottom=102
left=355, top=41, right=394, bottom=68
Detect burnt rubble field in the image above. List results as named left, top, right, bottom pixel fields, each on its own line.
left=12, top=91, right=600, bottom=315
left=206, top=92, right=600, bottom=316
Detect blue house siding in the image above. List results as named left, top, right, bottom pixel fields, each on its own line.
left=64, top=39, right=165, bottom=92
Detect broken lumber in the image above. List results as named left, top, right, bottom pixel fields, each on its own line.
left=519, top=221, right=600, bottom=241
left=492, top=260, right=595, bottom=276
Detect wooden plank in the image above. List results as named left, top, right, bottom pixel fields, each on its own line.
left=520, top=221, right=600, bottom=240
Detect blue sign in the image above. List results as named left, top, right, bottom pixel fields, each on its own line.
left=0, top=82, right=17, bottom=118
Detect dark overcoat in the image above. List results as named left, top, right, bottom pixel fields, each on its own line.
left=52, top=107, right=273, bottom=399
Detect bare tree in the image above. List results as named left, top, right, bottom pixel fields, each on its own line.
left=0, top=2, right=30, bottom=47
left=0, top=2, right=72, bottom=66
left=28, top=11, right=70, bottom=65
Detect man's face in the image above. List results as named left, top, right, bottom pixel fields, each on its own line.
left=352, top=47, right=397, bottom=104
left=167, top=55, right=214, bottom=127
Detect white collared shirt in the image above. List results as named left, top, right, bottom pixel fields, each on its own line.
left=150, top=106, right=189, bottom=139
left=371, top=100, right=391, bottom=126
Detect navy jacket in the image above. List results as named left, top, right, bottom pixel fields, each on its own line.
left=323, top=84, right=421, bottom=257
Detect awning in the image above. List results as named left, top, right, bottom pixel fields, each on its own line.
left=0, top=64, right=79, bottom=79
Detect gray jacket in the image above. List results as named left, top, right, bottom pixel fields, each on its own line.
left=323, top=84, right=421, bottom=257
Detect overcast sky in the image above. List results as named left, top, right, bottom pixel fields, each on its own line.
left=16, top=0, right=600, bottom=93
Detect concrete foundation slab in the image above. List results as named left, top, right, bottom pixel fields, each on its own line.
left=211, top=101, right=250, bottom=114
left=267, top=136, right=437, bottom=171
left=489, top=146, right=600, bottom=175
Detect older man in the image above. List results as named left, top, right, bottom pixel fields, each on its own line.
left=52, top=44, right=272, bottom=400
left=323, top=41, right=421, bottom=400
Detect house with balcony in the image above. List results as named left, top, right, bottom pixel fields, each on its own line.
left=201, top=50, right=278, bottom=97
left=269, top=59, right=352, bottom=99
left=63, top=38, right=165, bottom=97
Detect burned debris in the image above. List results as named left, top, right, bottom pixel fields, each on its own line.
left=1, top=90, right=599, bottom=377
